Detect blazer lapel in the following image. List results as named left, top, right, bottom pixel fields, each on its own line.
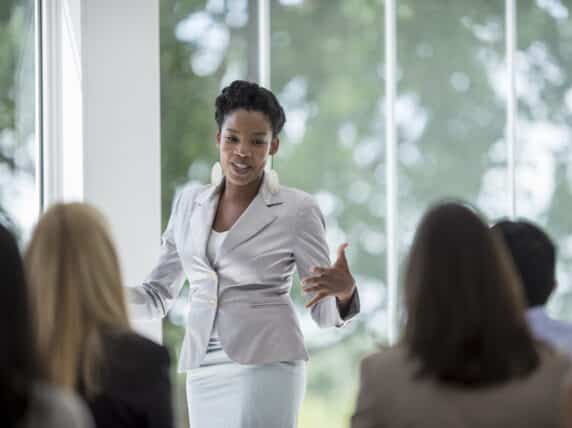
left=190, top=183, right=221, bottom=265
left=216, top=173, right=283, bottom=263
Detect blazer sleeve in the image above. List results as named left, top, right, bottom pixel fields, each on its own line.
left=293, top=194, right=360, bottom=328
left=127, top=187, right=189, bottom=319
left=351, top=354, right=384, bottom=428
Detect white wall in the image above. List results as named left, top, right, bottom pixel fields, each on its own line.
left=44, top=0, right=162, bottom=341
left=61, top=0, right=83, bottom=200
left=82, top=0, right=162, bottom=340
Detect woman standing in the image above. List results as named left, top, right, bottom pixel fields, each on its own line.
left=129, top=80, right=359, bottom=427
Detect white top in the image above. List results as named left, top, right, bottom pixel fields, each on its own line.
left=206, top=229, right=228, bottom=343
left=207, top=229, right=228, bottom=265
left=527, top=306, right=572, bottom=356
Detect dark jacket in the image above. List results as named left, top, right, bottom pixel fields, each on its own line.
left=80, top=331, right=173, bottom=428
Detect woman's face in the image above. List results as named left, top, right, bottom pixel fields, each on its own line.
left=217, top=109, right=279, bottom=188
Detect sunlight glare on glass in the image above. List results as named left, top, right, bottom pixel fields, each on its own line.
left=279, top=0, right=304, bottom=6
left=536, top=0, right=569, bottom=20
left=175, top=11, right=212, bottom=42
left=337, top=122, right=357, bottom=149
left=226, top=0, right=248, bottom=28
left=283, top=108, right=308, bottom=145
left=191, top=24, right=230, bottom=76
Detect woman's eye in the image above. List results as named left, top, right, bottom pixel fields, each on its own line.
left=225, top=136, right=238, bottom=143
left=254, top=140, right=266, bottom=145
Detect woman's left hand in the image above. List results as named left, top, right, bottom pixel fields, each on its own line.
left=302, top=243, right=356, bottom=308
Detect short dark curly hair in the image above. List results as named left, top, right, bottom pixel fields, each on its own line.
left=215, top=80, right=286, bottom=137
left=492, top=219, right=556, bottom=308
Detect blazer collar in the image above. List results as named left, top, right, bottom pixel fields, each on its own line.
left=194, top=171, right=283, bottom=207
left=191, top=172, right=283, bottom=266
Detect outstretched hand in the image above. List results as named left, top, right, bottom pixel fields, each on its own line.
left=302, top=243, right=356, bottom=308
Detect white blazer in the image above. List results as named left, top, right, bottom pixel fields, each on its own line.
left=128, top=173, right=360, bottom=371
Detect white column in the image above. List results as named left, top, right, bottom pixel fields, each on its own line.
left=82, top=0, right=162, bottom=341
left=42, top=0, right=162, bottom=342
left=385, top=0, right=399, bottom=344
left=35, top=0, right=45, bottom=211
left=41, top=0, right=85, bottom=204
left=258, top=0, right=270, bottom=88
left=41, top=0, right=64, bottom=206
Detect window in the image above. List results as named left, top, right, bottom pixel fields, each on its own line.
left=397, top=3, right=507, bottom=251
left=160, top=1, right=572, bottom=427
left=516, top=0, right=572, bottom=319
left=0, top=0, right=40, bottom=242
left=271, top=1, right=384, bottom=425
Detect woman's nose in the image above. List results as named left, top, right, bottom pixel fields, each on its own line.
left=234, top=142, right=250, bottom=157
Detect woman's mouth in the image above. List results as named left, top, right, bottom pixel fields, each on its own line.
left=230, top=161, right=252, bottom=175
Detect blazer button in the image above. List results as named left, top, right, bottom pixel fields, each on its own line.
left=208, top=298, right=217, bottom=308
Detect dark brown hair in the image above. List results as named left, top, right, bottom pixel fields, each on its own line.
left=404, top=201, right=539, bottom=386
left=492, top=219, right=556, bottom=308
left=0, top=224, right=40, bottom=425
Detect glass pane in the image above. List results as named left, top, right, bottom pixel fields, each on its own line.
left=0, top=0, right=38, bottom=243
left=397, top=3, right=506, bottom=266
left=515, top=0, right=572, bottom=320
left=272, top=1, right=385, bottom=427
left=160, top=0, right=255, bottom=426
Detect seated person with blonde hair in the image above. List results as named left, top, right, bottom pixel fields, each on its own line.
left=0, top=222, right=92, bottom=428
left=25, top=203, right=173, bottom=428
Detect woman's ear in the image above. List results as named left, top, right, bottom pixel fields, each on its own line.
left=216, top=131, right=221, bottom=146
left=270, top=137, right=280, bottom=155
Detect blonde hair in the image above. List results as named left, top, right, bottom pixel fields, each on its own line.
left=25, top=203, right=130, bottom=396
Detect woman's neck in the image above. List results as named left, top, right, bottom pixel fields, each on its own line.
left=222, top=174, right=263, bottom=204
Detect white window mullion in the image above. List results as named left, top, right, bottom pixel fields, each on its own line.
left=385, top=0, right=399, bottom=345
left=40, top=0, right=64, bottom=208
left=257, top=0, right=270, bottom=89
left=258, top=0, right=274, bottom=170
left=35, top=0, right=45, bottom=212
left=506, top=0, right=517, bottom=217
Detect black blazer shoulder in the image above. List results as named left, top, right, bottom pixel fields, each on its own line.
left=99, top=330, right=170, bottom=389
left=82, top=330, right=173, bottom=428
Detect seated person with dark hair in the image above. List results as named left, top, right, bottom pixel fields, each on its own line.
left=493, top=219, right=572, bottom=355
left=352, top=203, right=569, bottom=428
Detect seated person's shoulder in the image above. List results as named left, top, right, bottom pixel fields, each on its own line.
left=94, top=330, right=171, bottom=398
left=361, top=345, right=408, bottom=373
left=357, top=346, right=412, bottom=399
left=28, top=383, right=93, bottom=428
left=537, top=341, right=572, bottom=371
left=103, top=330, right=170, bottom=368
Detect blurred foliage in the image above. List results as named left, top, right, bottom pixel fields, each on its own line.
left=0, top=0, right=35, bottom=240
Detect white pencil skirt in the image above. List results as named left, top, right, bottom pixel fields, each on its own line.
left=186, top=346, right=306, bottom=428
